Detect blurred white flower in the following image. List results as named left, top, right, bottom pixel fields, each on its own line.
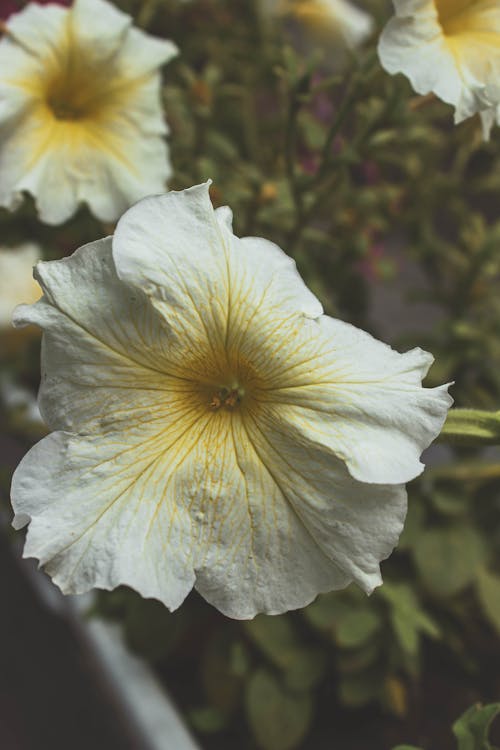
left=480, top=106, right=500, bottom=140
left=0, top=243, right=41, bottom=343
left=264, top=0, right=373, bottom=49
left=0, top=0, right=178, bottom=225
left=378, top=1, right=500, bottom=127
left=1, top=376, right=45, bottom=431
left=11, top=183, right=451, bottom=619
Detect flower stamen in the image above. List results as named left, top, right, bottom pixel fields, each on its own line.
left=210, top=385, right=245, bottom=410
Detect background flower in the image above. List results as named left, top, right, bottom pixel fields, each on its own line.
left=11, top=184, right=451, bottom=619
left=378, top=0, right=500, bottom=127
left=264, top=0, right=373, bottom=50
left=0, top=243, right=41, bottom=352
left=0, top=0, right=178, bottom=224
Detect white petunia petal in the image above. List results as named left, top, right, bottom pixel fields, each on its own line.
left=116, top=27, right=178, bottom=77
left=242, top=409, right=407, bottom=595
left=5, top=3, right=68, bottom=58
left=191, top=413, right=406, bottom=618
left=13, top=237, right=186, bottom=431
left=11, top=430, right=195, bottom=609
left=185, top=414, right=352, bottom=619
left=255, top=317, right=452, bottom=484
left=114, top=183, right=322, bottom=339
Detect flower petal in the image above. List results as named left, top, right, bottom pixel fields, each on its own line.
left=113, top=184, right=323, bottom=360
left=241, top=408, right=407, bottom=594
left=188, top=409, right=406, bottom=618
left=11, top=430, right=195, bottom=609
left=177, top=413, right=354, bottom=619
left=13, top=237, right=190, bottom=432
left=254, top=316, right=452, bottom=484
left=5, top=3, right=68, bottom=58
left=71, top=0, right=131, bottom=63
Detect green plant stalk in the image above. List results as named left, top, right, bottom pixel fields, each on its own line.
left=439, top=408, right=500, bottom=445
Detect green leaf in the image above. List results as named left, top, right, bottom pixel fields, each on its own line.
left=335, top=608, right=381, bottom=648
left=338, top=669, right=382, bottom=707
left=244, top=614, right=326, bottom=692
left=245, top=669, right=312, bottom=750
left=430, top=489, right=469, bottom=517
left=188, top=706, right=228, bottom=734
left=391, top=746, right=424, bottom=750
left=283, top=647, right=326, bottom=692
left=202, top=630, right=249, bottom=713
left=476, top=567, right=500, bottom=635
left=413, top=525, right=487, bottom=597
left=337, top=641, right=380, bottom=674
left=452, top=703, right=500, bottom=750
left=398, top=499, right=425, bottom=550
left=379, top=582, right=440, bottom=657
left=303, top=592, right=354, bottom=630
left=243, top=615, right=298, bottom=669
left=124, top=596, right=182, bottom=662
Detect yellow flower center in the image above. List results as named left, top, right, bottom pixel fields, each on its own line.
left=435, top=0, right=491, bottom=36
left=209, top=385, right=246, bottom=411
left=180, top=351, right=264, bottom=417
left=44, top=55, right=115, bottom=121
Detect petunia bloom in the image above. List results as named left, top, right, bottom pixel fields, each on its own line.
left=265, top=0, right=373, bottom=50
left=11, top=183, right=452, bottom=619
left=0, top=243, right=41, bottom=352
left=0, top=0, right=178, bottom=225
left=378, top=1, right=500, bottom=127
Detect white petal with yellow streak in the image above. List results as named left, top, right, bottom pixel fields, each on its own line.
left=113, top=183, right=322, bottom=360
left=11, top=429, right=196, bottom=609
left=181, top=413, right=353, bottom=619
left=255, top=316, right=452, bottom=485
left=13, top=237, right=189, bottom=432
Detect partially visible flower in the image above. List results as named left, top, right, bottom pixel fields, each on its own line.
left=0, top=243, right=41, bottom=350
left=264, top=0, right=373, bottom=50
left=481, top=106, right=500, bottom=140
left=0, top=0, right=69, bottom=21
left=378, top=1, right=500, bottom=128
left=0, top=0, right=178, bottom=225
left=1, top=375, right=45, bottom=436
left=11, top=183, right=452, bottom=619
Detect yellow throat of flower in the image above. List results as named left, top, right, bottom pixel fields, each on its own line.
left=209, top=384, right=246, bottom=411
left=43, top=51, right=122, bottom=123
left=435, top=0, right=491, bottom=36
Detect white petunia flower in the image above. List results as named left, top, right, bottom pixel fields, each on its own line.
left=378, top=1, right=500, bottom=126
left=0, top=0, right=178, bottom=225
left=0, top=243, right=41, bottom=344
left=11, top=183, right=452, bottom=619
left=265, top=0, right=373, bottom=49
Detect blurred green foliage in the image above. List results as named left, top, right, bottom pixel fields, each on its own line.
left=394, top=702, right=500, bottom=750
left=2, top=0, right=500, bottom=748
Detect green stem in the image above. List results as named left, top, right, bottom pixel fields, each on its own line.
left=439, top=408, right=500, bottom=445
